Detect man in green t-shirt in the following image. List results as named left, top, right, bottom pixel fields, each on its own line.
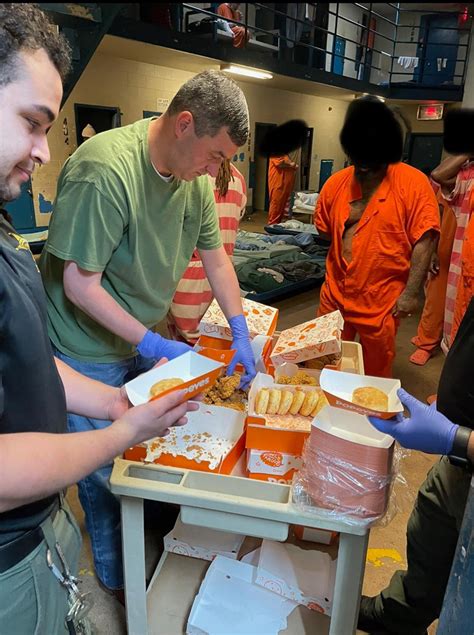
left=39, top=70, right=255, bottom=596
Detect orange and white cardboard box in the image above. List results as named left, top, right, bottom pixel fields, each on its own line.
left=293, top=525, right=338, bottom=546
left=255, top=540, right=337, bottom=615
left=123, top=403, right=245, bottom=474
left=199, top=297, right=278, bottom=342
left=270, top=310, right=344, bottom=367
left=163, top=514, right=244, bottom=562
left=195, top=334, right=273, bottom=375
left=320, top=368, right=403, bottom=419
left=246, top=373, right=318, bottom=456
left=246, top=449, right=303, bottom=485
left=125, top=349, right=234, bottom=405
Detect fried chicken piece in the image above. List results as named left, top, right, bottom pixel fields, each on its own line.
left=216, top=373, right=241, bottom=398
left=292, top=370, right=318, bottom=386
left=202, top=373, right=248, bottom=411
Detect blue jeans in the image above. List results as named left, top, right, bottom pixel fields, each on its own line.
left=54, top=349, right=155, bottom=590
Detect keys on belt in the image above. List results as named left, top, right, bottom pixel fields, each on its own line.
left=46, top=541, right=93, bottom=635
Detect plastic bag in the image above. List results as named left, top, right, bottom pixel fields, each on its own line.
left=292, top=439, right=411, bottom=528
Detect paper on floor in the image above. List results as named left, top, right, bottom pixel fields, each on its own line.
left=187, top=556, right=297, bottom=635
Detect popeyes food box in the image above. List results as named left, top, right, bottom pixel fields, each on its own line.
left=199, top=298, right=278, bottom=343
left=125, top=349, right=234, bottom=405
left=245, top=373, right=326, bottom=456
left=195, top=334, right=274, bottom=376
left=255, top=540, right=336, bottom=615
left=246, top=448, right=303, bottom=485
left=124, top=402, right=245, bottom=474
left=320, top=369, right=403, bottom=419
left=270, top=311, right=344, bottom=368
left=164, top=514, right=245, bottom=562
left=293, top=525, right=338, bottom=546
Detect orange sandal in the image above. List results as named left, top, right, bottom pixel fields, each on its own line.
left=409, top=348, right=432, bottom=366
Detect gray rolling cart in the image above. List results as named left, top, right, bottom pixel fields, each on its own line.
left=111, top=459, right=371, bottom=635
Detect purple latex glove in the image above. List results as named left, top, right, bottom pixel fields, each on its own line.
left=227, top=314, right=256, bottom=388
left=368, top=388, right=458, bottom=455
left=137, top=330, right=192, bottom=360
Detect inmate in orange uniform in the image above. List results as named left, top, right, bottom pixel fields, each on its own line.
left=411, top=191, right=456, bottom=361
left=267, top=155, right=297, bottom=225
left=316, top=163, right=440, bottom=377
left=217, top=3, right=249, bottom=48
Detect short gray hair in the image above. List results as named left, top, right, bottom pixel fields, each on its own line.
left=167, top=70, right=249, bottom=147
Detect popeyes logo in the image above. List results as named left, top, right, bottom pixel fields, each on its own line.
left=183, top=377, right=210, bottom=393
left=260, top=452, right=283, bottom=467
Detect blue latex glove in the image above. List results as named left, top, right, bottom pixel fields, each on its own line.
left=137, top=330, right=192, bottom=360
left=227, top=314, right=256, bottom=389
left=368, top=388, right=458, bottom=455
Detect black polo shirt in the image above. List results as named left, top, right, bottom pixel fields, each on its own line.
left=437, top=297, right=474, bottom=430
left=0, top=218, right=67, bottom=544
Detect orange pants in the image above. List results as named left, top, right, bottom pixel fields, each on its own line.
left=268, top=182, right=294, bottom=225
left=318, top=293, right=399, bottom=378
left=415, top=208, right=456, bottom=352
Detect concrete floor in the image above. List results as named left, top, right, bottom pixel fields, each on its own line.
left=69, top=211, right=443, bottom=634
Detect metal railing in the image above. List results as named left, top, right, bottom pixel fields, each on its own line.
left=132, top=3, right=472, bottom=93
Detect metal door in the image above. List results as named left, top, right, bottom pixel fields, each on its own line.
left=319, top=160, right=334, bottom=191
left=332, top=36, right=345, bottom=75
left=416, top=13, right=459, bottom=85
left=407, top=134, right=444, bottom=176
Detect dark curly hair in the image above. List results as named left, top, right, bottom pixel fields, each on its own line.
left=0, top=3, right=71, bottom=87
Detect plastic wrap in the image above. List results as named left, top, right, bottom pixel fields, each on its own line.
left=292, top=438, right=410, bottom=528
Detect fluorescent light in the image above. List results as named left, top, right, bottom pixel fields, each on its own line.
left=221, top=64, right=273, bottom=80
left=361, top=92, right=386, bottom=102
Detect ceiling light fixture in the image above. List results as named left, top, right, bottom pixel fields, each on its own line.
left=220, top=64, right=273, bottom=80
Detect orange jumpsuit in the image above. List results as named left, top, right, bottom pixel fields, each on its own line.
left=316, top=163, right=440, bottom=378
left=268, top=155, right=297, bottom=225
left=451, top=188, right=474, bottom=344
left=217, top=4, right=249, bottom=48
left=414, top=193, right=456, bottom=353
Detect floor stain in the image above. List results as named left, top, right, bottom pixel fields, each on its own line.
left=367, top=548, right=404, bottom=568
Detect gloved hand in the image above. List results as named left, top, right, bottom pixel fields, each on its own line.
left=227, top=314, right=256, bottom=389
left=137, top=330, right=192, bottom=361
left=368, top=388, right=458, bottom=455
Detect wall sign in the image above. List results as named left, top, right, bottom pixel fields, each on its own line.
left=417, top=104, right=444, bottom=121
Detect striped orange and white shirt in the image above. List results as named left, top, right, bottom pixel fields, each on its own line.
left=167, top=164, right=247, bottom=343
left=441, top=161, right=474, bottom=350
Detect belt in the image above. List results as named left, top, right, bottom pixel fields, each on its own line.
left=0, top=498, right=60, bottom=574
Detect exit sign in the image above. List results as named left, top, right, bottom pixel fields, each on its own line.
left=417, top=104, right=444, bottom=120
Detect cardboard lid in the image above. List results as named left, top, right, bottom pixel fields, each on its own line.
left=313, top=405, right=393, bottom=449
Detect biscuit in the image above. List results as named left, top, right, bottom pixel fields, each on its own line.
left=277, top=390, right=294, bottom=415
left=267, top=388, right=282, bottom=414
left=352, top=386, right=389, bottom=411
left=311, top=393, right=328, bottom=417
left=149, top=378, right=184, bottom=398
left=255, top=388, right=269, bottom=414
left=289, top=389, right=305, bottom=415
left=300, top=391, right=320, bottom=416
